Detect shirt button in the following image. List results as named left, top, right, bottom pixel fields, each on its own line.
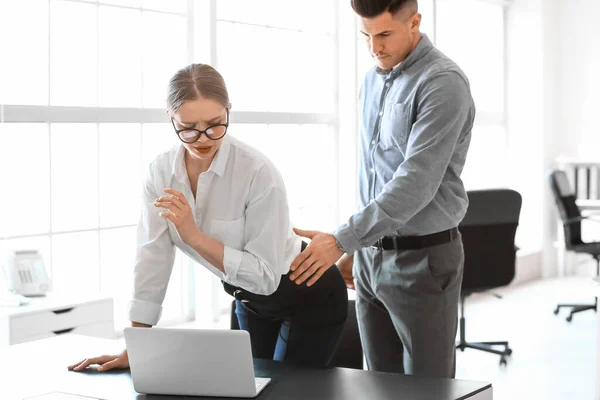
left=371, top=140, right=376, bottom=145
left=385, top=82, right=391, bottom=88
left=370, top=168, right=375, bottom=174
left=379, top=111, right=383, bottom=116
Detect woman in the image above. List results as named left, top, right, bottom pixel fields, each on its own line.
left=68, top=64, right=348, bottom=372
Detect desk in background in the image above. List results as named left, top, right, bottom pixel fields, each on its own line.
left=0, top=294, right=114, bottom=346
left=0, top=335, right=492, bottom=400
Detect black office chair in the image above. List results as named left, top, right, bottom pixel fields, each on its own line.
left=230, top=299, right=363, bottom=369
left=549, top=169, right=600, bottom=322
left=456, top=189, right=522, bottom=366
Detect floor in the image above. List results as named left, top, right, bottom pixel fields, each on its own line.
left=175, top=277, right=598, bottom=400
left=454, top=276, right=597, bottom=400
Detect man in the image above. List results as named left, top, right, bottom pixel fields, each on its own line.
left=288, top=0, right=475, bottom=378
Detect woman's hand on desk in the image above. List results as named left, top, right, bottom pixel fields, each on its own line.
left=67, top=349, right=129, bottom=372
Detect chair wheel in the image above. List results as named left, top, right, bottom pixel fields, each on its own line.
left=566, top=315, right=573, bottom=322
left=499, top=357, right=507, bottom=366
left=553, top=307, right=560, bottom=315
left=506, top=348, right=513, bottom=356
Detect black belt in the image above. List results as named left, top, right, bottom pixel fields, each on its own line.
left=371, top=227, right=459, bottom=251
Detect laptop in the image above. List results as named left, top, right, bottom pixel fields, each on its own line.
left=124, top=327, right=271, bottom=397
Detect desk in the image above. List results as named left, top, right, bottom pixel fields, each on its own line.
left=0, top=294, right=114, bottom=346
left=0, top=335, right=492, bottom=400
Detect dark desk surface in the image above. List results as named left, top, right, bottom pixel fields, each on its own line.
left=0, top=335, right=492, bottom=400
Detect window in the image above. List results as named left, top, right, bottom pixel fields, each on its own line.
left=1, top=0, right=344, bottom=327
left=0, top=124, right=50, bottom=238
left=210, top=0, right=340, bottom=315
left=217, top=23, right=335, bottom=113
left=356, top=0, right=508, bottom=190
left=0, top=0, right=49, bottom=105
left=0, top=0, right=190, bottom=331
left=418, top=0, right=435, bottom=39
left=50, top=1, right=98, bottom=107
left=460, top=125, right=508, bottom=188
left=436, top=0, right=505, bottom=114
left=234, top=124, right=338, bottom=231
left=51, top=124, right=99, bottom=232
left=436, top=0, right=507, bottom=189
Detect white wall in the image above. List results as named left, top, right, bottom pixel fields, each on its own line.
left=556, top=0, right=600, bottom=159
left=553, top=0, right=600, bottom=277
left=540, top=0, right=562, bottom=279
left=506, top=0, right=562, bottom=280
left=507, top=0, right=600, bottom=280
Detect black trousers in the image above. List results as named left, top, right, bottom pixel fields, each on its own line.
left=222, top=244, right=348, bottom=367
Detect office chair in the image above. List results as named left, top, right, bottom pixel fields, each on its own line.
left=456, top=189, right=522, bottom=366
left=230, top=299, right=363, bottom=369
left=549, top=169, right=600, bottom=322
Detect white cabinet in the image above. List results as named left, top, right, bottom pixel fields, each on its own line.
left=0, top=294, right=115, bottom=346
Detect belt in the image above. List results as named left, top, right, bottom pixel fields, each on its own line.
left=371, top=227, right=459, bottom=251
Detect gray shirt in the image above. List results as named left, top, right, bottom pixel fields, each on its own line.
left=335, top=34, right=476, bottom=254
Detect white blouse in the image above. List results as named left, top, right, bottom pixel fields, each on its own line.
left=128, top=135, right=302, bottom=326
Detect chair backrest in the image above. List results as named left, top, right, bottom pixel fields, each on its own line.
left=230, top=299, right=363, bottom=370
left=459, top=189, right=522, bottom=292
left=548, top=169, right=583, bottom=247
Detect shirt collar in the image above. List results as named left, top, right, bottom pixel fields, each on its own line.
left=376, top=33, right=433, bottom=76
left=209, top=134, right=231, bottom=177
left=171, top=135, right=232, bottom=182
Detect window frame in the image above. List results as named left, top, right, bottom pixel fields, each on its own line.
left=0, top=0, right=348, bottom=327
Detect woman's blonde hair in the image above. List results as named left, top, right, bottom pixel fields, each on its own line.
left=166, top=63, right=230, bottom=114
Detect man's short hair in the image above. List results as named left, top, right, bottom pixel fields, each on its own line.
left=351, top=0, right=418, bottom=18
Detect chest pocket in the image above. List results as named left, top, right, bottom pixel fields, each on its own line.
left=210, top=217, right=246, bottom=251
left=379, top=102, right=411, bottom=149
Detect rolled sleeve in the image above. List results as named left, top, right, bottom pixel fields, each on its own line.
left=222, top=245, right=244, bottom=282
left=128, top=299, right=162, bottom=326
left=334, top=225, right=362, bottom=255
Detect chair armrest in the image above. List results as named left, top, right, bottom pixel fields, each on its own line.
left=564, top=215, right=600, bottom=225
left=564, top=216, right=587, bottom=224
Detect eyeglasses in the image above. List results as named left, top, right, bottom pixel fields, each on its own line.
left=171, top=108, right=230, bottom=143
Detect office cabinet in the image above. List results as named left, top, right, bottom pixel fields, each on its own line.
left=0, top=294, right=115, bottom=346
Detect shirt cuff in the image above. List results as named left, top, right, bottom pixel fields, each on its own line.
left=128, top=299, right=162, bottom=326
left=334, top=225, right=362, bottom=254
left=222, top=245, right=244, bottom=284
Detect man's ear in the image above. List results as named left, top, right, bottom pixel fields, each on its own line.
left=411, top=12, right=421, bottom=31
